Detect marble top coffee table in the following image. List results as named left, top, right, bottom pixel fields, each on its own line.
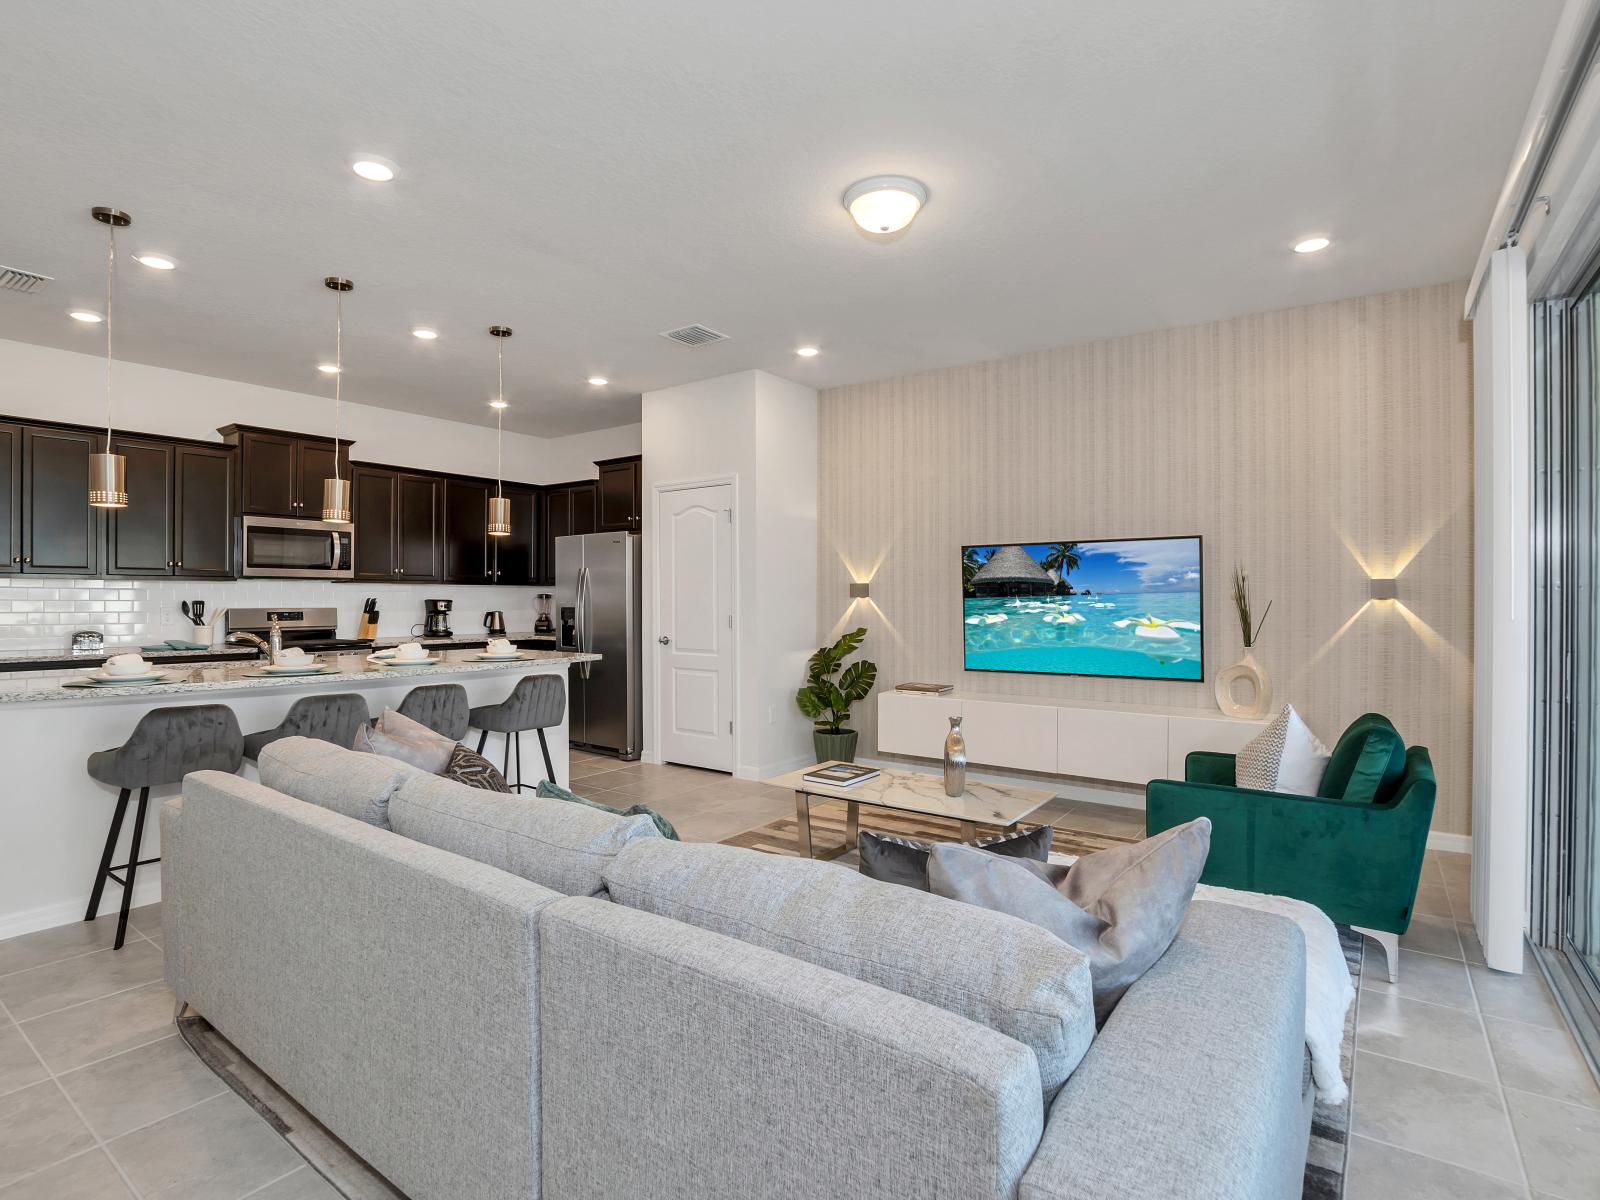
left=764, top=763, right=1057, bottom=860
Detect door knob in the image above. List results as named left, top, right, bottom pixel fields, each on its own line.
left=658, top=635, right=671, bottom=645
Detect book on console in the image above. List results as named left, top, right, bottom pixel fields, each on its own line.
left=895, top=681, right=954, bottom=694
left=803, top=763, right=881, bottom=787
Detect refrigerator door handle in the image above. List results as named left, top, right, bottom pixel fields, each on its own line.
left=577, top=565, right=593, bottom=680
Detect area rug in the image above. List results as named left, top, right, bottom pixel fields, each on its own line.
left=176, top=1013, right=402, bottom=1198
left=1302, top=925, right=1362, bottom=1200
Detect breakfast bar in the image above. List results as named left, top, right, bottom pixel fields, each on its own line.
left=0, top=646, right=599, bottom=937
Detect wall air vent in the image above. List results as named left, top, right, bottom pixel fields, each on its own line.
left=659, top=323, right=729, bottom=347
left=0, top=266, right=54, bottom=294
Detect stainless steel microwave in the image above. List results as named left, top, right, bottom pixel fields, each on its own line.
left=240, top=515, right=354, bottom=579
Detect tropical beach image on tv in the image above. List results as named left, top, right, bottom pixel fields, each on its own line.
left=961, top=536, right=1203, bottom=681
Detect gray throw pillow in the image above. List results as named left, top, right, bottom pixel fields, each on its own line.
left=928, top=817, right=1211, bottom=1022
left=858, top=825, right=1053, bottom=891
left=353, top=708, right=457, bottom=774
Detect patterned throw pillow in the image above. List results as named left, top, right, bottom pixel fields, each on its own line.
left=1235, top=704, right=1330, bottom=795
left=441, top=744, right=511, bottom=792
left=858, top=824, right=1054, bottom=891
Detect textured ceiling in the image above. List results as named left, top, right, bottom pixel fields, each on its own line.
left=0, top=1, right=1562, bottom=435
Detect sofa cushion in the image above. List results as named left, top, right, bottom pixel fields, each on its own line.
left=257, top=736, right=421, bottom=829
left=602, top=839, right=1095, bottom=1094
left=535, top=780, right=678, bottom=840
left=389, top=772, right=660, bottom=896
left=929, top=818, right=1212, bottom=1023
left=858, top=824, right=1053, bottom=891
left=1317, top=713, right=1406, bottom=803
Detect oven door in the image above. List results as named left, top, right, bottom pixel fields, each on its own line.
left=241, top=516, right=354, bottom=578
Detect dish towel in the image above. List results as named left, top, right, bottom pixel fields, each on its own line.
left=1050, top=853, right=1354, bottom=1104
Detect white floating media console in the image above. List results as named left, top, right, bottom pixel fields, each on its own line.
left=877, top=691, right=1268, bottom=786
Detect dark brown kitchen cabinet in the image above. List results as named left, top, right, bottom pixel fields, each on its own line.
left=595, top=455, right=641, bottom=532
left=172, top=445, right=235, bottom=577
left=105, top=439, right=235, bottom=578
left=0, top=423, right=20, bottom=574
left=219, top=425, right=351, bottom=518
left=354, top=466, right=440, bottom=581
left=538, top=479, right=596, bottom=585
left=489, top=484, right=538, bottom=585
left=444, top=477, right=491, bottom=583
left=21, top=425, right=100, bottom=575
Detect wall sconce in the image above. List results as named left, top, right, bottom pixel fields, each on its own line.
left=849, top=582, right=870, bottom=599
left=1370, top=578, right=1398, bottom=602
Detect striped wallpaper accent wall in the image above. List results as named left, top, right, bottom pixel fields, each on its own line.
left=818, top=281, right=1475, bottom=835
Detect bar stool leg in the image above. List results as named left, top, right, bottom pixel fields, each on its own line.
left=116, top=788, right=151, bottom=951
left=536, top=729, right=555, bottom=789
left=503, top=732, right=513, bottom=788
left=476, top=729, right=488, bottom=755
left=85, top=787, right=132, bottom=922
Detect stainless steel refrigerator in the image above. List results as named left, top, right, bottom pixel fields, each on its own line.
left=555, top=532, right=642, bottom=759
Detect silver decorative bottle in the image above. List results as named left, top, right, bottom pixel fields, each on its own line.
left=943, top=716, right=967, bottom=797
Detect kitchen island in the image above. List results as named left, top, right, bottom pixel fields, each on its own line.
left=0, top=646, right=599, bottom=938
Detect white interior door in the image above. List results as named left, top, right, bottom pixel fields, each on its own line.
left=657, top=483, right=735, bottom=771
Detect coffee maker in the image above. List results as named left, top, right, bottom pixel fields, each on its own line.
left=423, top=598, right=453, bottom=638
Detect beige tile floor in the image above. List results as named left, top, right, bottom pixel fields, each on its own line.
left=0, top=753, right=1592, bottom=1198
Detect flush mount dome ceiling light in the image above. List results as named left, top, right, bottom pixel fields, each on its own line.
left=843, top=175, right=928, bottom=234
left=587, top=376, right=608, bottom=387
left=349, top=155, right=398, bottom=182
left=1293, top=236, right=1331, bottom=254
left=69, top=309, right=104, bottom=322
left=795, top=345, right=820, bottom=357
left=411, top=327, right=439, bottom=340
left=133, top=253, right=176, bottom=270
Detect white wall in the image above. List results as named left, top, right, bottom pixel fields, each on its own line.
left=0, top=338, right=638, bottom=484
left=640, top=369, right=818, bottom=779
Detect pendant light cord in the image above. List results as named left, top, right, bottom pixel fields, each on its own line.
left=104, top=219, right=115, bottom=445
left=333, top=286, right=343, bottom=485
left=496, top=337, right=504, bottom=498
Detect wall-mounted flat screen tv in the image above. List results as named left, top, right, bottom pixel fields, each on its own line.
left=961, top=536, right=1203, bottom=681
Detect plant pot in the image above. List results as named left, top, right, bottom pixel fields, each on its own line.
left=813, top=729, right=859, bottom=764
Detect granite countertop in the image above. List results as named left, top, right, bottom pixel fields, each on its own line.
left=0, top=646, right=599, bottom=704
left=0, top=644, right=260, bottom=673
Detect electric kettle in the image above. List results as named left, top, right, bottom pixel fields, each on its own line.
left=483, top=610, right=508, bottom=638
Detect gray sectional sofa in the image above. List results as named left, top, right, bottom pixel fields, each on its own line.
left=162, top=738, right=1314, bottom=1200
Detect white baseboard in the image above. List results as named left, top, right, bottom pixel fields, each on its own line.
left=1427, top=831, right=1472, bottom=854
left=0, top=876, right=162, bottom=942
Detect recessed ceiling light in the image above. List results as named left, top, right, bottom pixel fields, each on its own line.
left=411, top=327, right=439, bottom=340
left=795, top=345, right=820, bottom=358
left=1293, top=236, right=1331, bottom=254
left=350, top=155, right=398, bottom=183
left=68, top=310, right=103, bottom=322
left=133, top=253, right=177, bottom=270
left=489, top=398, right=508, bottom=409
left=317, top=363, right=341, bottom=374
left=843, top=175, right=929, bottom=234
left=587, top=376, right=609, bottom=386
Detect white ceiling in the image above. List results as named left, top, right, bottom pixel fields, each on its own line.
left=0, top=1, right=1562, bottom=436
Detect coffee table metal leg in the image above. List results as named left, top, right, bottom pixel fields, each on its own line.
left=959, top=819, right=979, bottom=843
left=795, top=791, right=814, bottom=858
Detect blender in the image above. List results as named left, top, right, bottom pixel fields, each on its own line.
left=534, top=593, right=554, bottom=636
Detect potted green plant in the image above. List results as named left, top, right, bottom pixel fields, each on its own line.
left=795, top=626, right=878, bottom=763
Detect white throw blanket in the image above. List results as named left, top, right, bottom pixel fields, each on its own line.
left=1050, top=854, right=1354, bottom=1104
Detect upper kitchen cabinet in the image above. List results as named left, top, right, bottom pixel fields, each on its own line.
left=20, top=425, right=100, bottom=575
left=595, top=455, right=641, bottom=532
left=489, top=483, right=539, bottom=585
left=218, top=424, right=351, bottom=518
left=443, top=477, right=492, bottom=583
left=0, top=423, right=19, bottom=575
left=106, top=438, right=235, bottom=578
left=540, top=478, right=597, bottom=585
left=354, top=466, right=440, bottom=581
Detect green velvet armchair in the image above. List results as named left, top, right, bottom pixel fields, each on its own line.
left=1145, top=713, right=1436, bottom=982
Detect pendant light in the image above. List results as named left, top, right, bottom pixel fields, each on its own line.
left=88, top=207, right=131, bottom=508
left=321, top=276, right=354, bottom=524
left=487, top=325, right=513, bottom=538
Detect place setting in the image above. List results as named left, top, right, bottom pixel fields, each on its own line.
left=246, top=646, right=340, bottom=678
left=62, top=653, right=186, bottom=689
left=367, top=641, right=444, bottom=668
left=470, top=636, right=534, bottom=662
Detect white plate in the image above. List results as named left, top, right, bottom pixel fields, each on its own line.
left=69, top=672, right=179, bottom=688
left=472, top=652, right=525, bottom=661
left=89, top=670, right=167, bottom=684
left=367, top=653, right=439, bottom=667
left=253, top=662, right=329, bottom=676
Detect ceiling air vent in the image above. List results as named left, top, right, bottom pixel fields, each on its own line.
left=659, top=323, right=728, bottom=347
left=0, top=266, right=54, bottom=294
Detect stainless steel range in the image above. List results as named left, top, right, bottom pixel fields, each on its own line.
left=225, top=607, right=374, bottom=654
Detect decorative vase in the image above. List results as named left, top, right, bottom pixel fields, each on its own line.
left=813, top=729, right=859, bottom=764
left=1215, top=648, right=1273, bottom=719
left=943, top=716, right=967, bottom=797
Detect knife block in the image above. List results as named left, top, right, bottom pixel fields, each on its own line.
left=357, top=613, right=380, bottom=640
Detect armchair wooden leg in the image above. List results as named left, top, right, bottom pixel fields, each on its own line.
left=1355, top=926, right=1400, bottom=983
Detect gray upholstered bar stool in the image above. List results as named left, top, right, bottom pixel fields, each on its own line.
left=469, top=674, right=565, bottom=792
left=242, top=693, right=370, bottom=760
left=397, top=683, right=470, bottom=741
left=86, top=704, right=243, bottom=948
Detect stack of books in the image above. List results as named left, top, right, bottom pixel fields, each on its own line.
left=802, top=763, right=881, bottom=788
left=895, top=682, right=954, bottom=694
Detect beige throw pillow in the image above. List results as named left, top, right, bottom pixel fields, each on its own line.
left=353, top=707, right=457, bottom=774
left=928, top=817, right=1212, bottom=1022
